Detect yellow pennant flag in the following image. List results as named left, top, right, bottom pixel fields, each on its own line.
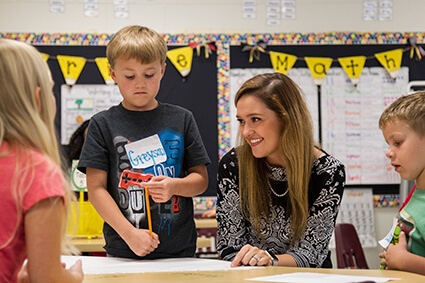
left=374, top=49, right=403, bottom=79
left=39, top=52, right=49, bottom=62
left=57, top=55, right=86, bottom=85
left=338, top=56, right=366, bottom=86
left=305, top=57, right=333, bottom=86
left=167, top=46, right=193, bottom=77
left=95, top=57, right=114, bottom=85
left=269, top=51, right=297, bottom=75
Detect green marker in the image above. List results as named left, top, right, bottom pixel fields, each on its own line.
left=379, top=225, right=401, bottom=270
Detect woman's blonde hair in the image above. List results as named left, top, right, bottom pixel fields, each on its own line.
left=107, top=25, right=168, bottom=68
left=0, top=39, right=75, bottom=254
left=235, top=72, right=315, bottom=246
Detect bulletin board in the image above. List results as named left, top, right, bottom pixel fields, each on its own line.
left=2, top=31, right=425, bottom=198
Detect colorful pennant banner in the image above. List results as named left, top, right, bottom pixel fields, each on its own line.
left=241, top=42, right=411, bottom=86
left=36, top=44, right=412, bottom=87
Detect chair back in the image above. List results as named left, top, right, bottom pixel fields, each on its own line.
left=334, top=223, right=369, bottom=269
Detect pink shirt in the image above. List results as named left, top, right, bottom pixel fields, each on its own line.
left=0, top=143, right=65, bottom=283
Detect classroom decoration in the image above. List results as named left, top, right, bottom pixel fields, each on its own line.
left=408, top=36, right=425, bottom=60
left=269, top=51, right=297, bottom=75
left=3, top=31, right=425, bottom=162
left=95, top=57, right=114, bottom=85
left=166, top=46, right=194, bottom=77
left=39, top=52, right=49, bottom=62
left=241, top=40, right=267, bottom=63
left=57, top=55, right=87, bottom=85
left=374, top=48, right=403, bottom=79
left=189, top=41, right=216, bottom=59
left=304, top=57, right=333, bottom=86
left=337, top=56, right=366, bottom=86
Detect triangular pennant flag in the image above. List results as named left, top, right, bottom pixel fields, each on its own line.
left=304, top=57, right=333, bottom=86
left=39, top=52, right=49, bottom=62
left=95, top=57, right=114, bottom=85
left=338, top=56, right=366, bottom=86
left=167, top=46, right=193, bottom=77
left=57, top=55, right=86, bottom=85
left=374, top=49, right=403, bottom=79
left=269, top=51, right=297, bottom=75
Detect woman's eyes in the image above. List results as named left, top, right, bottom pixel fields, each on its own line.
left=237, top=117, right=260, bottom=124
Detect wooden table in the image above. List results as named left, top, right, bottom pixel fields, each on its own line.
left=81, top=265, right=425, bottom=283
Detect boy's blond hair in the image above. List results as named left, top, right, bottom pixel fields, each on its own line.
left=379, top=91, right=425, bottom=138
left=107, top=25, right=167, bottom=68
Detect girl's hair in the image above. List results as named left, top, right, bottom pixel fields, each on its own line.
left=0, top=39, right=75, bottom=253
left=235, top=72, right=315, bottom=246
left=379, top=91, right=425, bottom=138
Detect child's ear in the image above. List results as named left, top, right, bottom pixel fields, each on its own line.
left=35, top=87, right=41, bottom=112
left=109, top=66, right=117, bottom=82
left=160, top=63, right=166, bottom=78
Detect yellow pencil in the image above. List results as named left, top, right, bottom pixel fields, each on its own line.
left=144, top=187, right=153, bottom=238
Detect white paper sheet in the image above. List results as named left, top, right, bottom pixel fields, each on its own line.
left=61, top=256, right=257, bottom=274
left=245, top=272, right=400, bottom=283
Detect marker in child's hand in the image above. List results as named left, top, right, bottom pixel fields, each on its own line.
left=144, top=187, right=153, bottom=238
left=379, top=225, right=401, bottom=270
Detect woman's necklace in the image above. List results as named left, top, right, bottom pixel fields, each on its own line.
left=266, top=177, right=289, bottom=197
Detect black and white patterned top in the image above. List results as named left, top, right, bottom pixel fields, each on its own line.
left=216, top=148, right=345, bottom=268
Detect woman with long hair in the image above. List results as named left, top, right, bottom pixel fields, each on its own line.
left=217, top=72, right=345, bottom=268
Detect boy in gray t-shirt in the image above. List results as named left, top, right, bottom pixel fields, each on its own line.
left=78, top=25, right=210, bottom=259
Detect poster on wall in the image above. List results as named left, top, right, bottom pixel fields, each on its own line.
left=321, top=67, right=408, bottom=185
left=61, top=84, right=122, bottom=145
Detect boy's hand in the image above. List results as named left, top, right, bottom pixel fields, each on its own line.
left=383, top=232, right=409, bottom=270
left=142, top=175, right=175, bottom=203
left=124, top=228, right=160, bottom=257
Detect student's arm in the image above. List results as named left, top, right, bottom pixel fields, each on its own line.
left=141, top=164, right=208, bottom=203
left=86, top=168, right=160, bottom=256
left=380, top=232, right=425, bottom=275
left=24, top=197, right=83, bottom=283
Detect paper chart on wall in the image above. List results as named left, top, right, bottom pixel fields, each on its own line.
left=229, top=68, right=319, bottom=148
left=61, top=84, right=122, bottom=144
left=321, top=67, right=408, bottom=185
left=329, top=188, right=377, bottom=248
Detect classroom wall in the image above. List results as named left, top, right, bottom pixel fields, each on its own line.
left=0, top=0, right=424, bottom=34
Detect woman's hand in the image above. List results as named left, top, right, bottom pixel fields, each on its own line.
left=231, top=244, right=272, bottom=267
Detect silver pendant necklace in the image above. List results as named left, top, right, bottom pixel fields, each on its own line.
left=266, top=177, right=289, bottom=197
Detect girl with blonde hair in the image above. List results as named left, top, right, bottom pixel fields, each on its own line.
left=0, top=39, right=83, bottom=282
left=217, top=72, right=345, bottom=268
